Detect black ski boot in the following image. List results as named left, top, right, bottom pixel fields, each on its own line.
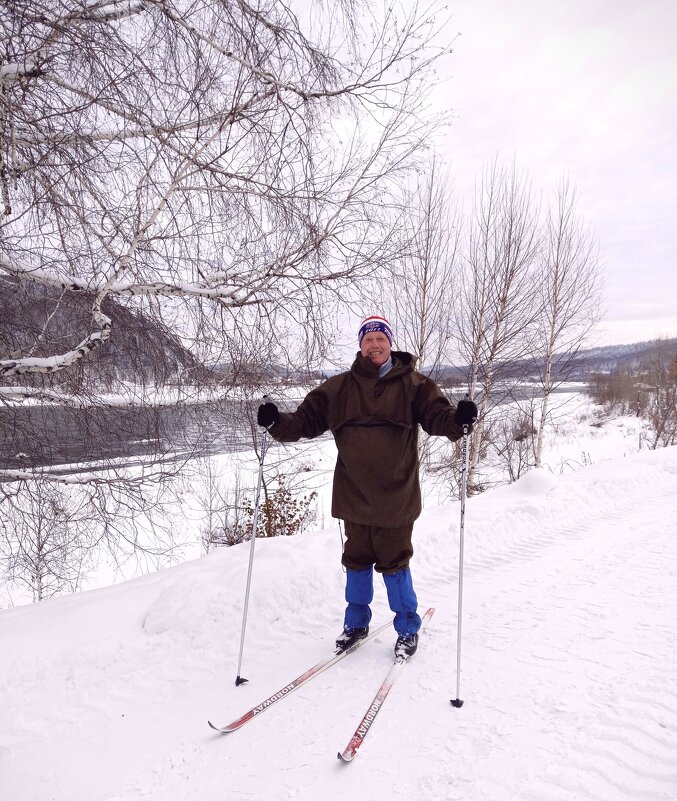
left=394, top=632, right=419, bottom=659
left=335, top=626, right=369, bottom=653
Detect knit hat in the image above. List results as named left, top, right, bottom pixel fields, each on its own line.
left=358, top=315, right=393, bottom=345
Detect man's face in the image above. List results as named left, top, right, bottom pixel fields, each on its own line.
left=360, top=331, right=391, bottom=367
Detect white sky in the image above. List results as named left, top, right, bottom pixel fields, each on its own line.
left=433, top=0, right=677, bottom=347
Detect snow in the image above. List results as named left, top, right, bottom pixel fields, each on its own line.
left=0, top=61, right=37, bottom=80
left=2, top=407, right=677, bottom=799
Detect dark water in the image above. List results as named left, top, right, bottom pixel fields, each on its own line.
left=0, top=400, right=260, bottom=473
left=1, top=384, right=585, bottom=475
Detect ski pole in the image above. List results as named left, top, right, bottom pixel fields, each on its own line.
left=235, top=413, right=270, bottom=686
left=451, top=417, right=469, bottom=708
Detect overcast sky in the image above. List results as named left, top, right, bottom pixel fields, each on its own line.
left=431, top=0, right=676, bottom=348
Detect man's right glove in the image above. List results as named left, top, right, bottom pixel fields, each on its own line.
left=454, top=399, right=478, bottom=427
left=257, top=402, right=280, bottom=428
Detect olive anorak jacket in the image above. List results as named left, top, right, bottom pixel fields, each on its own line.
left=267, top=351, right=465, bottom=528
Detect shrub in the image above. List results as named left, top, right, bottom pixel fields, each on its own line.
left=206, top=474, right=318, bottom=547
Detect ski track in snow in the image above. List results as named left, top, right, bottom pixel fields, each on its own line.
left=409, top=484, right=677, bottom=801
left=2, top=447, right=677, bottom=801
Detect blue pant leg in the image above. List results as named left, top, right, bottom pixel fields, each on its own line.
left=382, top=568, right=422, bottom=636
left=344, top=567, right=374, bottom=629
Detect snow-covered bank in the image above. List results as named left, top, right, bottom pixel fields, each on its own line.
left=2, top=445, right=676, bottom=801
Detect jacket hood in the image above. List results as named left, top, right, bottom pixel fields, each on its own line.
left=392, top=350, right=416, bottom=367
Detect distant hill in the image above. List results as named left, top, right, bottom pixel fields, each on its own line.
left=4, top=279, right=673, bottom=393
left=0, top=277, right=214, bottom=392
left=433, top=338, right=677, bottom=385
left=558, top=339, right=677, bottom=378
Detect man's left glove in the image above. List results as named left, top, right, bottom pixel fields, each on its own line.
left=257, top=402, right=280, bottom=428
left=454, top=399, right=478, bottom=427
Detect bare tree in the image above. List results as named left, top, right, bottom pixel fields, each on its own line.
left=0, top=479, right=97, bottom=601
left=531, top=178, right=602, bottom=466
left=492, top=409, right=534, bottom=484
left=643, top=340, right=677, bottom=449
left=0, top=0, right=452, bottom=383
left=0, top=467, right=181, bottom=601
left=194, top=457, right=250, bottom=550
left=389, top=156, right=461, bottom=377
left=0, top=2, right=453, bottom=599
left=378, top=155, right=462, bottom=476
left=454, top=159, right=542, bottom=489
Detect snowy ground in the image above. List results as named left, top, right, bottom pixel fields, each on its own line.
left=2, top=401, right=677, bottom=800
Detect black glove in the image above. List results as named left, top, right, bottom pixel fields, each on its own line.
left=257, top=402, right=280, bottom=428
left=454, top=399, right=478, bottom=427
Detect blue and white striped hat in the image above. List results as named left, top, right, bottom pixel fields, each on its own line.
left=358, top=315, right=393, bottom=345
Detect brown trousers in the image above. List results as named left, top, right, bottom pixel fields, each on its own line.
left=341, top=521, right=414, bottom=575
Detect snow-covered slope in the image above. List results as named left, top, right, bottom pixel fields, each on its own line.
left=2, top=446, right=677, bottom=801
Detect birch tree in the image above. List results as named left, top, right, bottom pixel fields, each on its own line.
left=0, top=480, right=96, bottom=601
left=389, top=157, right=461, bottom=378
left=0, top=0, right=451, bottom=386
left=0, top=1, right=453, bottom=599
left=382, top=156, right=461, bottom=476
left=0, top=470, right=180, bottom=602
left=454, top=159, right=542, bottom=489
left=532, top=179, right=601, bottom=466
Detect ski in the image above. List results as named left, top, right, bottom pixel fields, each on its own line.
left=337, top=607, right=435, bottom=763
left=208, top=620, right=392, bottom=733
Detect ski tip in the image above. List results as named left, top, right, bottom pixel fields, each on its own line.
left=337, top=751, right=354, bottom=763
left=208, top=720, right=236, bottom=733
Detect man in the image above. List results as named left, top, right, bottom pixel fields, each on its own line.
left=257, top=315, right=477, bottom=658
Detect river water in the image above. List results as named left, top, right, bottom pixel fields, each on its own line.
left=0, top=384, right=586, bottom=475
left=0, top=400, right=260, bottom=473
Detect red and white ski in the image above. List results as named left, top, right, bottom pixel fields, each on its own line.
left=208, top=621, right=391, bottom=733
left=337, top=607, right=435, bottom=762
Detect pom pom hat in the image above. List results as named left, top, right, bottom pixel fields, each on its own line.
left=358, top=315, right=393, bottom=345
